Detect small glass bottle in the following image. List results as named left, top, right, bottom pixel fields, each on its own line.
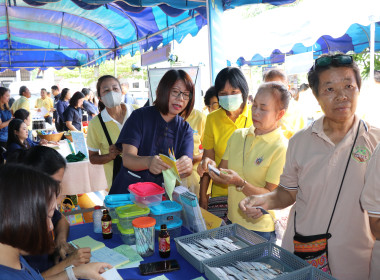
left=93, top=205, right=102, bottom=233
left=101, top=209, right=112, bottom=239
left=158, top=224, right=170, bottom=258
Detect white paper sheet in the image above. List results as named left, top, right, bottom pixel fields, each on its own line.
left=101, top=267, right=123, bottom=280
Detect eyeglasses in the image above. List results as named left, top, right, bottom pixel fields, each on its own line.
left=313, top=54, right=353, bottom=70
left=170, top=88, right=192, bottom=101
left=207, top=102, right=220, bottom=111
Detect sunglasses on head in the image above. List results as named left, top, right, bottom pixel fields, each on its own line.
left=313, top=54, right=353, bottom=70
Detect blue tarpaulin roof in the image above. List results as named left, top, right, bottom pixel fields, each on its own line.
left=224, top=0, right=380, bottom=66
left=0, top=0, right=295, bottom=71
left=0, top=0, right=208, bottom=70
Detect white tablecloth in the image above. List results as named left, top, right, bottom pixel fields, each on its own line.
left=61, top=160, right=108, bottom=195
left=54, top=140, right=108, bottom=195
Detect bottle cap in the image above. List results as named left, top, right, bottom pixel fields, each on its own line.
left=94, top=205, right=101, bottom=210
left=161, top=224, right=167, bottom=230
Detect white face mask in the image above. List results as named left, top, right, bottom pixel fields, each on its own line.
left=101, top=91, right=122, bottom=108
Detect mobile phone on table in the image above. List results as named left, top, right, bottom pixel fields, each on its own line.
left=208, top=164, right=220, bottom=176
left=139, top=259, right=180, bottom=275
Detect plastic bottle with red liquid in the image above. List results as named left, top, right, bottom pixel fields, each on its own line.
left=101, top=209, right=113, bottom=239
left=158, top=224, right=170, bottom=258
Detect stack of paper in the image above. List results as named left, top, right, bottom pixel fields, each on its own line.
left=70, top=236, right=130, bottom=268
left=113, top=245, right=143, bottom=269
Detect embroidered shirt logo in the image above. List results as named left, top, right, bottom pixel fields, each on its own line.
left=256, top=156, right=263, bottom=165
left=352, top=146, right=371, bottom=163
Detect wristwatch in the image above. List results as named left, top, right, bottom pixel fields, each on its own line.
left=65, top=265, right=77, bottom=280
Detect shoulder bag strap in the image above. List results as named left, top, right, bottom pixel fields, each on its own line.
left=98, top=113, right=113, bottom=146
left=325, top=120, right=361, bottom=234
left=294, top=120, right=362, bottom=234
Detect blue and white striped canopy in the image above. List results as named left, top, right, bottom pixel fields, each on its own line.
left=0, top=0, right=295, bottom=70
left=224, top=0, right=380, bottom=66
left=0, top=0, right=207, bottom=70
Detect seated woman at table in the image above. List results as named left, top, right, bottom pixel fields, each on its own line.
left=87, top=75, right=134, bottom=190
left=63, top=91, right=85, bottom=132
left=7, top=146, right=92, bottom=276
left=198, top=82, right=289, bottom=241
left=6, top=119, right=48, bottom=158
left=0, top=164, right=112, bottom=279
left=111, top=69, right=194, bottom=194
left=14, top=108, right=33, bottom=141
left=82, top=88, right=98, bottom=121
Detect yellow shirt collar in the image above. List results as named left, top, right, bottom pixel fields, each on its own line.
left=247, top=126, right=283, bottom=143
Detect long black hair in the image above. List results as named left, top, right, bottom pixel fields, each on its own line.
left=13, top=108, right=30, bottom=122
left=59, top=88, right=70, bottom=101
left=7, top=119, right=26, bottom=149
left=7, top=146, right=66, bottom=175
left=69, top=91, right=85, bottom=107
left=0, top=164, right=59, bottom=255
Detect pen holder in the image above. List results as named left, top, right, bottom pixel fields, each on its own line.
left=132, top=216, right=156, bottom=257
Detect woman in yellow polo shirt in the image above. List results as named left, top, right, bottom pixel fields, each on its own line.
left=87, top=75, right=134, bottom=190
left=197, top=67, right=252, bottom=220
left=199, top=82, right=289, bottom=241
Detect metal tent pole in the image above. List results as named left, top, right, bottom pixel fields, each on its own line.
left=370, top=19, right=375, bottom=82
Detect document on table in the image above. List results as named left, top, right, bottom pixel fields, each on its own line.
left=71, top=236, right=105, bottom=251
left=113, top=245, right=142, bottom=269
left=90, top=247, right=130, bottom=268
left=70, top=236, right=130, bottom=268
left=71, top=131, right=88, bottom=158
left=101, top=267, right=123, bottom=280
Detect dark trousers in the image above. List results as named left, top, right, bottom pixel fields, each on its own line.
left=55, top=120, right=64, bottom=132
left=44, top=116, right=53, bottom=125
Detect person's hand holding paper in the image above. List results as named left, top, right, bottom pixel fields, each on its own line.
left=149, top=155, right=171, bottom=175
left=176, top=155, right=193, bottom=178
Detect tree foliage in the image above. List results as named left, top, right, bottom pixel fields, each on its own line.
left=352, top=49, right=380, bottom=79
left=53, top=53, right=147, bottom=86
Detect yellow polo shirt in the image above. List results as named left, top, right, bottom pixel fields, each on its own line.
left=186, top=109, right=206, bottom=157
left=11, top=96, right=30, bottom=113
left=86, top=103, right=133, bottom=190
left=280, top=99, right=305, bottom=139
left=183, top=109, right=206, bottom=196
left=203, top=104, right=252, bottom=197
left=35, top=97, right=54, bottom=117
left=222, top=126, right=287, bottom=232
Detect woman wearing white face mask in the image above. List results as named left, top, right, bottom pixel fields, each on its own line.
left=86, top=75, right=134, bottom=190
left=197, top=67, right=252, bottom=220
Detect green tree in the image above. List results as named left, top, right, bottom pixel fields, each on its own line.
left=54, top=53, right=147, bottom=86
left=352, top=49, right=380, bottom=79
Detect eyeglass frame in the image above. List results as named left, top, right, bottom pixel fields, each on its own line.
left=170, top=88, right=192, bottom=101
left=206, top=101, right=220, bottom=110
left=313, top=54, right=353, bottom=70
